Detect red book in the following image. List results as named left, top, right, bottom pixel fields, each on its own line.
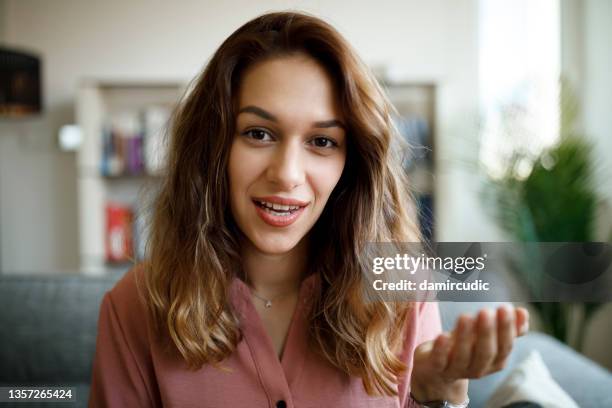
left=105, top=203, right=134, bottom=263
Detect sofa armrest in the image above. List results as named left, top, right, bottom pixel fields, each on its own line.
left=438, top=302, right=612, bottom=407
left=467, top=332, right=612, bottom=407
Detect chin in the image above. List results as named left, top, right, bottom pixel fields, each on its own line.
left=256, top=241, right=300, bottom=256
left=250, top=233, right=303, bottom=255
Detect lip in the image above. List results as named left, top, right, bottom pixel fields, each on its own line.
left=251, top=196, right=310, bottom=227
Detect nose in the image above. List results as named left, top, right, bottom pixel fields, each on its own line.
left=266, top=140, right=305, bottom=190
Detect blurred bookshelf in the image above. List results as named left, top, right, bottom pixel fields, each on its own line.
left=76, top=80, right=184, bottom=275
left=383, top=82, right=436, bottom=242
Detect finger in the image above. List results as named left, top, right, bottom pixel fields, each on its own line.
left=515, top=307, right=530, bottom=336
left=491, top=305, right=516, bottom=370
left=430, top=333, right=452, bottom=372
left=468, top=308, right=497, bottom=378
left=445, top=314, right=475, bottom=378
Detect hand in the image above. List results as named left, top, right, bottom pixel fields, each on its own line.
left=410, top=305, right=529, bottom=404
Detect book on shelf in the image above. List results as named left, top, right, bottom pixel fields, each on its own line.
left=100, top=106, right=172, bottom=177
left=104, top=200, right=150, bottom=264
left=105, top=202, right=134, bottom=263
left=101, top=111, right=144, bottom=176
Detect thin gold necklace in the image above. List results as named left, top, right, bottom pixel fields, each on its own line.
left=248, top=286, right=299, bottom=308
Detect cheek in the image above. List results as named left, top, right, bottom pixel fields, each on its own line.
left=310, top=154, right=346, bottom=201
left=229, top=142, right=259, bottom=194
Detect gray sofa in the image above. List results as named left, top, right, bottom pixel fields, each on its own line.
left=1, top=272, right=611, bottom=407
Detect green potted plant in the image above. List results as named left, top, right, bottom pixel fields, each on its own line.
left=481, top=80, right=605, bottom=348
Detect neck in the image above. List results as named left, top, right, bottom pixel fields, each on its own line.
left=240, top=237, right=309, bottom=299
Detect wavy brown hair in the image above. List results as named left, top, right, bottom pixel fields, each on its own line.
left=140, top=11, right=422, bottom=396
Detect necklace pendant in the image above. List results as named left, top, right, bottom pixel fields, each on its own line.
left=265, top=300, right=272, bottom=308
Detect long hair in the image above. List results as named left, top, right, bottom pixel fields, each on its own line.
left=141, top=11, right=422, bottom=396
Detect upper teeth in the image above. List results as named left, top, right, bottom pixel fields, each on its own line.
left=258, top=201, right=301, bottom=211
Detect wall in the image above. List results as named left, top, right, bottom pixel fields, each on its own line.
left=582, top=0, right=612, bottom=241
left=561, top=0, right=612, bottom=370
left=0, top=0, right=81, bottom=273
left=560, top=0, right=612, bottom=371
left=0, top=0, right=4, bottom=39
left=0, top=0, right=482, bottom=274
left=562, top=0, right=612, bottom=240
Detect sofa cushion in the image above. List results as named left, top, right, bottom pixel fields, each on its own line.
left=486, top=350, right=579, bottom=407
left=0, top=273, right=121, bottom=386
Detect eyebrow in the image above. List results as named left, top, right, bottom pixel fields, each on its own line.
left=238, top=105, right=346, bottom=130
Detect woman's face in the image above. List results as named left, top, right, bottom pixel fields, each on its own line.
left=228, top=53, right=347, bottom=255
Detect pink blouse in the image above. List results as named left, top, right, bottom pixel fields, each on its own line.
left=89, top=267, right=442, bottom=407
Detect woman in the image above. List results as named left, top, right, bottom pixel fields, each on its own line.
left=89, top=11, right=528, bottom=408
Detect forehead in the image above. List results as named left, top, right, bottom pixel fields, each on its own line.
left=236, top=53, right=343, bottom=122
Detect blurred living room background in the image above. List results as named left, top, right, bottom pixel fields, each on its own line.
left=0, top=0, right=610, bottom=405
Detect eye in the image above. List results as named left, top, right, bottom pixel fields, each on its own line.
left=310, top=137, right=338, bottom=149
left=242, top=128, right=274, bottom=142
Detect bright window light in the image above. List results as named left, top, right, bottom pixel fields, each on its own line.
left=479, top=0, right=560, bottom=178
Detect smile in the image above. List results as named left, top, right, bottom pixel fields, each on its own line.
left=252, top=197, right=309, bottom=227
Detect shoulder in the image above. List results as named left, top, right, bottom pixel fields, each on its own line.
left=108, top=263, right=147, bottom=308
left=92, top=265, right=159, bottom=406
left=103, top=264, right=151, bottom=345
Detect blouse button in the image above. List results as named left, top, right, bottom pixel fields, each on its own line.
left=275, top=400, right=287, bottom=408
